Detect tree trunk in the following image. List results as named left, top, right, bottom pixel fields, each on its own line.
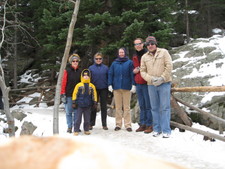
left=171, top=121, right=225, bottom=142
left=53, top=0, right=80, bottom=134
left=13, top=0, right=18, bottom=89
left=172, top=86, right=225, bottom=92
left=174, top=96, right=225, bottom=125
left=0, top=0, right=15, bottom=137
left=171, top=95, right=192, bottom=126
left=185, top=0, right=190, bottom=43
left=0, top=77, right=15, bottom=137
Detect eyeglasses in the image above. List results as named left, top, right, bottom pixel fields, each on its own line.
left=134, top=43, right=142, bottom=46
left=95, top=58, right=102, bottom=60
left=145, top=42, right=156, bottom=46
left=72, top=60, right=79, bottom=63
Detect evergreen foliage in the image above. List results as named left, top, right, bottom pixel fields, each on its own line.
left=1, top=0, right=225, bottom=78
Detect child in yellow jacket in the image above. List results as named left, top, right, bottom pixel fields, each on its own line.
left=72, top=69, right=97, bottom=135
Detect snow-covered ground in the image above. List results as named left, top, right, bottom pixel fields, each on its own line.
left=2, top=106, right=224, bottom=169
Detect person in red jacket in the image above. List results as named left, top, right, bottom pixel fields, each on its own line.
left=60, top=54, right=82, bottom=133
left=132, top=38, right=153, bottom=133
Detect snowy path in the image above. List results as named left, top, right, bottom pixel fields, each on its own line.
left=12, top=108, right=225, bottom=169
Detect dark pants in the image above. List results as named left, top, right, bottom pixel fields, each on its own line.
left=90, top=88, right=108, bottom=127
left=74, top=107, right=91, bottom=132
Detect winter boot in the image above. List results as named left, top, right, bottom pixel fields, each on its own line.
left=144, top=126, right=153, bottom=134
left=135, top=125, right=146, bottom=132
left=84, top=131, right=91, bottom=135
left=67, top=128, right=72, bottom=133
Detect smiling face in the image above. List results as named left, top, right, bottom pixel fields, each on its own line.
left=71, top=59, right=79, bottom=68
left=118, top=48, right=125, bottom=58
left=146, top=42, right=157, bottom=53
left=94, top=54, right=103, bottom=64
left=134, top=39, right=144, bottom=51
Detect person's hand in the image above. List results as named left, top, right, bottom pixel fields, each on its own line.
left=61, top=94, right=66, bottom=104
left=151, top=77, right=157, bottom=84
left=133, top=67, right=140, bottom=74
left=92, top=102, right=97, bottom=109
left=72, top=103, right=77, bottom=109
left=130, top=85, right=136, bottom=93
left=108, top=85, right=113, bottom=92
left=152, top=77, right=164, bottom=86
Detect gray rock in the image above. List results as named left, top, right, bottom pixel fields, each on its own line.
left=11, top=109, right=27, bottom=121
left=20, top=121, right=37, bottom=135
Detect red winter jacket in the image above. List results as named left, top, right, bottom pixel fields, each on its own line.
left=132, top=54, right=147, bottom=85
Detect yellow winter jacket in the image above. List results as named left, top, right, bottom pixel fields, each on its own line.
left=72, top=69, right=97, bottom=107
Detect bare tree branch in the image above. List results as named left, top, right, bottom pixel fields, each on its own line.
left=0, top=0, right=15, bottom=137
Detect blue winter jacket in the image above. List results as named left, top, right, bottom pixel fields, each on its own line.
left=89, top=63, right=109, bottom=89
left=108, top=58, right=134, bottom=90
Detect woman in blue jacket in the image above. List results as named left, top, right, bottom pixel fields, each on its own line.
left=89, top=52, right=109, bottom=130
left=108, top=48, right=135, bottom=132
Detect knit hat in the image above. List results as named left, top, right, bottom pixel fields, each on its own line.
left=82, top=70, right=90, bottom=77
left=68, top=54, right=80, bottom=64
left=146, top=36, right=157, bottom=45
left=81, top=69, right=91, bottom=83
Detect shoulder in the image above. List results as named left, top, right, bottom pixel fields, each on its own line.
left=127, top=59, right=133, bottom=64
left=110, top=61, right=116, bottom=67
left=90, top=83, right=96, bottom=88
left=65, top=66, right=71, bottom=71
left=89, top=64, right=95, bottom=69
left=76, top=68, right=82, bottom=72
left=157, top=48, right=169, bottom=53
left=142, top=52, right=149, bottom=57
left=102, top=64, right=108, bottom=68
left=75, top=82, right=83, bottom=88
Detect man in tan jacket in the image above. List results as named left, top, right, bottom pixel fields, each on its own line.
left=140, top=36, right=173, bottom=138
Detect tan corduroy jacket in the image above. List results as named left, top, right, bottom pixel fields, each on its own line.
left=140, top=47, right=173, bottom=85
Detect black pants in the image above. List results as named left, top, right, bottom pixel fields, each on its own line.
left=74, top=107, right=91, bottom=132
left=90, top=88, right=108, bottom=127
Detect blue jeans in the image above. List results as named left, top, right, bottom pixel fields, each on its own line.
left=148, top=82, right=171, bottom=134
left=136, top=84, right=152, bottom=126
left=65, top=97, right=77, bottom=129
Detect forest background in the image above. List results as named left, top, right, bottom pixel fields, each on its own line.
left=1, top=0, right=225, bottom=89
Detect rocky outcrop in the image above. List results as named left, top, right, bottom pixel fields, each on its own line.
left=171, top=35, right=225, bottom=130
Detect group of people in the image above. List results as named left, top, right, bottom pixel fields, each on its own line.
left=60, top=36, right=173, bottom=138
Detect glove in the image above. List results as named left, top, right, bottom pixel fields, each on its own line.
left=152, top=77, right=164, bottom=86
left=108, top=85, right=113, bottom=92
left=130, top=85, right=136, bottom=93
left=151, top=77, right=158, bottom=83
left=92, top=102, right=97, bottom=110
left=72, top=103, right=77, bottom=109
left=61, top=94, right=66, bottom=104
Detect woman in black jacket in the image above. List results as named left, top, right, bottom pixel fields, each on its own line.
left=60, top=54, right=82, bottom=133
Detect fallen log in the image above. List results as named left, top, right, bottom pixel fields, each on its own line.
left=171, top=86, right=225, bottom=92
left=171, top=95, right=192, bottom=126
left=174, top=96, right=225, bottom=125
left=10, top=86, right=56, bottom=92
left=170, top=121, right=225, bottom=142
